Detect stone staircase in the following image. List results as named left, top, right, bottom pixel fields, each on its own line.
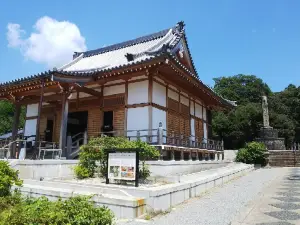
left=269, top=150, right=300, bottom=167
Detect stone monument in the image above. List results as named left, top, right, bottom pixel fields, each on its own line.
left=256, top=96, right=285, bottom=150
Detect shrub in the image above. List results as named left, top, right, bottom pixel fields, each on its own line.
left=236, top=142, right=267, bottom=165
left=0, top=161, right=22, bottom=197
left=75, top=137, right=160, bottom=180
left=0, top=196, right=114, bottom=225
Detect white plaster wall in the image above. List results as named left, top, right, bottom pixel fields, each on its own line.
left=203, top=107, right=207, bottom=121
left=152, top=108, right=166, bottom=143
left=180, top=96, right=189, bottom=106
left=203, top=122, right=207, bottom=142
left=103, top=84, right=125, bottom=96
left=168, top=89, right=179, bottom=101
left=24, top=119, right=37, bottom=137
left=190, top=118, right=195, bottom=141
left=26, top=104, right=38, bottom=117
left=195, top=103, right=202, bottom=119
left=153, top=81, right=166, bottom=107
left=190, top=101, right=195, bottom=115
left=128, top=80, right=148, bottom=104
left=127, top=106, right=149, bottom=141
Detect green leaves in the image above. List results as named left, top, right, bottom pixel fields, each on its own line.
left=0, top=101, right=25, bottom=135
left=74, top=136, right=160, bottom=180
left=0, top=196, right=114, bottom=225
left=0, top=161, right=22, bottom=197
left=236, top=142, right=267, bottom=165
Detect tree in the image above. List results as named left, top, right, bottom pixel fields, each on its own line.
left=212, top=74, right=300, bottom=149
left=213, top=74, right=271, bottom=105
left=0, top=101, right=25, bottom=135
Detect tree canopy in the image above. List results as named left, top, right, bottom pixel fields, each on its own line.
left=0, top=101, right=25, bottom=136
left=213, top=74, right=299, bottom=149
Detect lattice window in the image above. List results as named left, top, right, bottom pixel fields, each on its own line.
left=102, top=95, right=125, bottom=108
left=180, top=103, right=190, bottom=115
left=168, top=98, right=179, bottom=112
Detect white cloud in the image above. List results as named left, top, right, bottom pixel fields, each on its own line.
left=6, top=16, right=87, bottom=68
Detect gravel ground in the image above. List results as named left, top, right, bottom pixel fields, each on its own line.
left=118, top=168, right=285, bottom=225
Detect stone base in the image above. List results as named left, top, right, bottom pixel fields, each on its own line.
left=256, top=127, right=286, bottom=150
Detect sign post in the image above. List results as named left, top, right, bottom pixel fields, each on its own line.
left=106, top=148, right=140, bottom=187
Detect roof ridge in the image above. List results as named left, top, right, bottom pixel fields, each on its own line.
left=73, top=23, right=187, bottom=59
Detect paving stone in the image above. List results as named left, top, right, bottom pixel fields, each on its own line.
left=276, top=192, right=300, bottom=197
left=256, top=222, right=294, bottom=225
left=265, top=211, right=300, bottom=220
left=270, top=202, right=300, bottom=210
left=273, top=197, right=300, bottom=202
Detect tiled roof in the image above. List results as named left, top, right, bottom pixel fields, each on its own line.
left=0, top=21, right=235, bottom=107
left=59, top=22, right=186, bottom=73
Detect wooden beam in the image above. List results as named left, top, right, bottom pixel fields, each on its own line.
left=73, top=84, right=102, bottom=97
left=18, top=94, right=62, bottom=105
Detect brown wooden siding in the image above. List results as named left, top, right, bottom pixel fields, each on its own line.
left=113, top=108, right=125, bottom=133
left=88, top=108, right=102, bottom=138
left=195, top=119, right=204, bottom=141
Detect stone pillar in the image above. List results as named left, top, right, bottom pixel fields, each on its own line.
left=180, top=150, right=184, bottom=161
left=171, top=150, right=175, bottom=161
left=189, top=151, right=192, bottom=161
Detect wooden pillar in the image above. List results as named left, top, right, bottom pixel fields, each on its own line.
left=124, top=80, right=128, bottom=133
left=59, top=92, right=69, bottom=157
left=35, top=80, right=45, bottom=146
left=10, top=103, right=21, bottom=158
left=148, top=72, right=153, bottom=141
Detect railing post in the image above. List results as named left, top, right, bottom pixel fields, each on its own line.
left=221, top=139, right=224, bottom=150
left=157, top=123, right=163, bottom=145
left=83, top=130, right=88, bottom=145
left=66, top=136, right=72, bottom=159
left=137, top=130, right=141, bottom=141
left=189, top=150, right=192, bottom=161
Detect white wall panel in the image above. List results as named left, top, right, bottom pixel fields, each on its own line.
left=190, top=118, right=195, bottom=141
left=26, top=104, right=38, bottom=117
left=203, top=122, right=207, bottom=142
left=180, top=96, right=189, bottom=106
left=190, top=101, right=195, bottom=116
left=203, top=107, right=207, bottom=121
left=168, top=89, right=179, bottom=101
left=24, top=119, right=37, bottom=137
left=153, top=81, right=166, bottom=107
left=152, top=108, right=167, bottom=143
left=103, top=84, right=125, bottom=96
left=127, top=106, right=149, bottom=141
left=195, top=103, right=202, bottom=119
left=128, top=80, right=148, bottom=104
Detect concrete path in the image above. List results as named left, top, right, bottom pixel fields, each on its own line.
left=232, top=167, right=300, bottom=225
left=118, top=168, right=292, bottom=225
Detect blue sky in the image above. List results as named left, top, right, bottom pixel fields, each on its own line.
left=0, top=0, right=299, bottom=92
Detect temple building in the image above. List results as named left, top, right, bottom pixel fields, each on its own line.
left=0, top=22, right=235, bottom=160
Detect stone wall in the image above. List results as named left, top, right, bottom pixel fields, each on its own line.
left=269, top=150, right=300, bottom=167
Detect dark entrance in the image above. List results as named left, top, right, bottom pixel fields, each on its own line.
left=102, top=111, right=113, bottom=134
left=67, top=111, right=88, bottom=137
left=44, top=119, right=54, bottom=142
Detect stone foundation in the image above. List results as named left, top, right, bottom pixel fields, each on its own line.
left=256, top=127, right=285, bottom=150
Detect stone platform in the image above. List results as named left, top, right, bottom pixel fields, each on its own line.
left=269, top=150, right=300, bottom=167
left=256, top=127, right=285, bottom=150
